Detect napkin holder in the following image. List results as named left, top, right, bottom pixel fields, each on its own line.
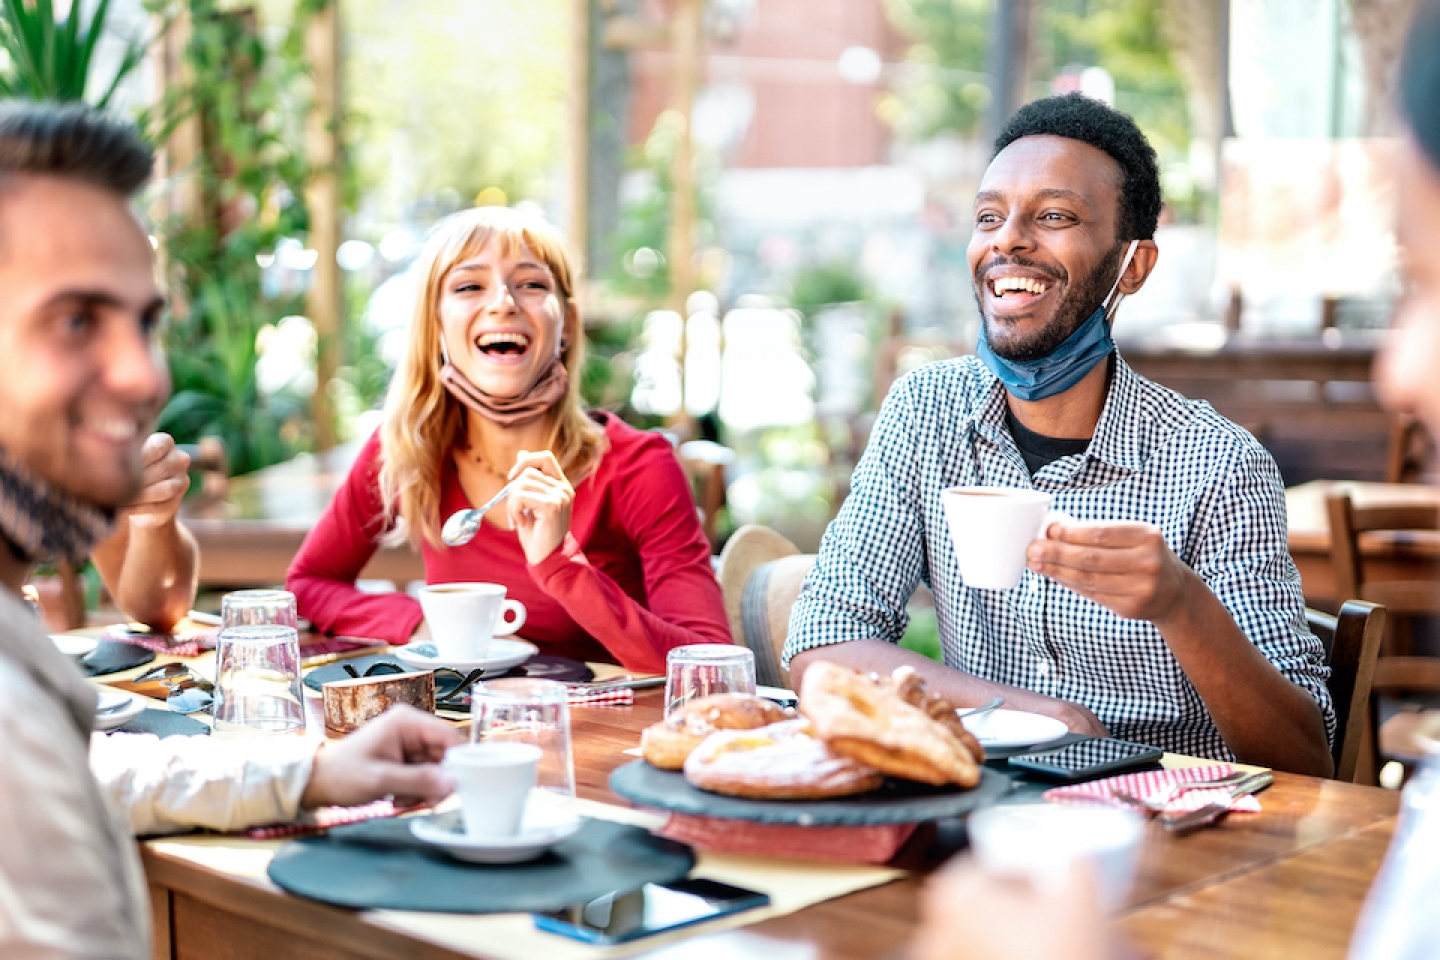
left=322, top=670, right=435, bottom=733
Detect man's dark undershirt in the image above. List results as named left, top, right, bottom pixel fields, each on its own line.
left=1002, top=354, right=1116, bottom=475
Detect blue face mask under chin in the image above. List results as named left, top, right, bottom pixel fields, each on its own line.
left=977, top=240, right=1140, bottom=402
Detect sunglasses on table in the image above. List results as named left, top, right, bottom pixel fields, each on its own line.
left=133, top=662, right=214, bottom=714
left=342, top=661, right=486, bottom=708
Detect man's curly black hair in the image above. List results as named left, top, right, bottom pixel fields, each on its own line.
left=993, top=93, right=1162, bottom=242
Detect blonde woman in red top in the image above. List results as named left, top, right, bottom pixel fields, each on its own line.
left=287, top=206, right=730, bottom=673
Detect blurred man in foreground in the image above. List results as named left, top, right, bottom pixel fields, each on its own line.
left=911, top=5, right=1440, bottom=959
left=0, top=102, right=463, bottom=958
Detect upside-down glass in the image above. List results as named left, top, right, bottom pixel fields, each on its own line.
left=470, top=679, right=575, bottom=799
left=212, top=624, right=305, bottom=736
left=664, top=644, right=756, bottom=716
left=221, top=589, right=299, bottom=630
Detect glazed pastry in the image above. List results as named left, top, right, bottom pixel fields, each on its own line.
left=640, top=693, right=791, bottom=770
left=683, top=718, right=884, bottom=800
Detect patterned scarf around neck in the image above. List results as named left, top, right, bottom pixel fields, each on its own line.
left=0, top=445, right=115, bottom=565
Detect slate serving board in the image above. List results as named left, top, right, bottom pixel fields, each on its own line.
left=608, top=760, right=1012, bottom=826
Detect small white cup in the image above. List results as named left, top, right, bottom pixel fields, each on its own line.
left=942, top=486, right=1058, bottom=590
left=418, top=582, right=527, bottom=662
left=443, top=741, right=542, bottom=837
left=967, top=803, right=1145, bottom=911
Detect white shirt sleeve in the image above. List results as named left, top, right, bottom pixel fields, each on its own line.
left=89, top=731, right=318, bottom=836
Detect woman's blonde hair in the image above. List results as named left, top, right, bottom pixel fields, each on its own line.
left=377, top=206, right=605, bottom=548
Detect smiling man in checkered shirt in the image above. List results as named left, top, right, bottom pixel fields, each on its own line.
left=784, top=94, right=1334, bottom=775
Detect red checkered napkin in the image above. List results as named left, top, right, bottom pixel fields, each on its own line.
left=239, top=799, right=425, bottom=840
left=566, top=685, right=635, bottom=707
left=102, top=624, right=219, bottom=658
left=1043, top=763, right=1263, bottom=815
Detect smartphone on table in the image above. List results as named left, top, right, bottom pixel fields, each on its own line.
left=1007, top=737, right=1164, bottom=782
left=533, top=878, right=770, bottom=944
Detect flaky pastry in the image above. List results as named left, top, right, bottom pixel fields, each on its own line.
left=640, top=693, right=791, bottom=770
left=799, top=662, right=982, bottom=788
left=683, top=718, right=884, bottom=799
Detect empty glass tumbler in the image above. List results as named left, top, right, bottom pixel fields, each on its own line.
left=470, top=678, right=575, bottom=799
left=221, top=589, right=299, bottom=630
left=212, top=624, right=305, bottom=736
left=664, top=644, right=756, bottom=716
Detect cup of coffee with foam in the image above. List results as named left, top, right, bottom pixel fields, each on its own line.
left=417, top=582, right=527, bottom=662
left=942, top=486, right=1061, bottom=590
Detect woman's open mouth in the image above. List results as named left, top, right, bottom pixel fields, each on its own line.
left=475, top=331, right=532, bottom=358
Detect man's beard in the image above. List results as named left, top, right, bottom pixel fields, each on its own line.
left=977, top=242, right=1122, bottom=362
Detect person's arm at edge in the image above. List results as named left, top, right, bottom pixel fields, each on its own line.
left=285, top=431, right=425, bottom=644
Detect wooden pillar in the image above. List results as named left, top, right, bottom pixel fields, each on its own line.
left=305, top=1, right=341, bottom=451
left=668, top=0, right=702, bottom=426
left=569, top=0, right=591, bottom=273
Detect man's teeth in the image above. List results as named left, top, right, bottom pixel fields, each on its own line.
left=991, top=276, right=1049, bottom=296
left=476, top=332, right=531, bottom=349
left=89, top=419, right=138, bottom=441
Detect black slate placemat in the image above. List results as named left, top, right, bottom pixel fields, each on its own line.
left=267, top=816, right=694, bottom=914
left=115, top=708, right=210, bottom=738
left=79, top=641, right=156, bottom=678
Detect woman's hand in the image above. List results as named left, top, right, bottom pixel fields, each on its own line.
left=506, top=449, right=576, bottom=564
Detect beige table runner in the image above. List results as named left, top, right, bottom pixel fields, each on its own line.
left=148, top=796, right=903, bottom=960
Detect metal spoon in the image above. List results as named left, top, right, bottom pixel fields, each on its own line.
left=440, top=481, right=515, bottom=547
left=961, top=696, right=1006, bottom=721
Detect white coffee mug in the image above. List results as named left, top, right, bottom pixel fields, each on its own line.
left=942, top=486, right=1059, bottom=590
left=443, top=742, right=542, bottom=837
left=417, top=582, right=527, bottom=662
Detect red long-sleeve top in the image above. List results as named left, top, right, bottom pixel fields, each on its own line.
left=286, top=412, right=732, bottom=673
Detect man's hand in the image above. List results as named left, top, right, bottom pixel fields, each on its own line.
left=1026, top=520, right=1196, bottom=626
left=506, top=449, right=576, bottom=565
left=911, top=856, right=1109, bottom=960
left=301, top=705, right=464, bottom=809
left=124, top=433, right=190, bottom=530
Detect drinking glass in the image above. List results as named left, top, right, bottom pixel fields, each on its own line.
left=221, top=589, right=299, bottom=630
left=664, top=644, right=756, bottom=716
left=212, top=624, right=305, bottom=736
left=470, top=678, right=575, bottom=799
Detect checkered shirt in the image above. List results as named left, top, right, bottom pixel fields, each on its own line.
left=784, top=354, right=1334, bottom=761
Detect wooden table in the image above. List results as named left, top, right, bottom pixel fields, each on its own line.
left=1286, top=479, right=1440, bottom=607
left=180, top=441, right=425, bottom=588
left=133, top=688, right=1401, bottom=960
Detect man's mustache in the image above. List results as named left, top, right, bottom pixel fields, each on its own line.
left=975, top=256, right=1068, bottom=285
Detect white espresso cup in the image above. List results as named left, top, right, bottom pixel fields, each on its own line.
left=942, top=486, right=1059, bottom=590
left=417, top=582, right=527, bottom=661
left=443, top=742, right=542, bottom=837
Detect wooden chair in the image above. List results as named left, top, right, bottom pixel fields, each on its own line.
left=1327, top=491, right=1440, bottom=775
left=1306, top=601, right=1386, bottom=783
left=715, top=525, right=815, bottom=689
left=1385, top=413, right=1433, bottom=484
left=677, top=439, right=734, bottom=552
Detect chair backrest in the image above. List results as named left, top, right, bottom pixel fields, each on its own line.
left=1324, top=491, right=1440, bottom=603
left=1307, top=600, right=1385, bottom=783
left=714, top=524, right=813, bottom=689
left=1385, top=413, right=1434, bottom=484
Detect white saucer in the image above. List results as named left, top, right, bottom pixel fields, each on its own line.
left=52, top=634, right=98, bottom=660
left=960, top=708, right=1068, bottom=749
left=94, top=688, right=148, bottom=732
left=393, top=639, right=539, bottom=675
left=410, top=808, right=584, bottom=864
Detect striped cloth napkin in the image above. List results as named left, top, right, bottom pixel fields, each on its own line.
left=102, top=624, right=218, bottom=658
left=240, top=799, right=426, bottom=840
left=565, top=685, right=635, bottom=707
left=1043, top=763, right=1263, bottom=815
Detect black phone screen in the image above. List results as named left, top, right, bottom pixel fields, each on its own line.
left=533, top=879, right=770, bottom=944
left=1007, top=737, right=1164, bottom=781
